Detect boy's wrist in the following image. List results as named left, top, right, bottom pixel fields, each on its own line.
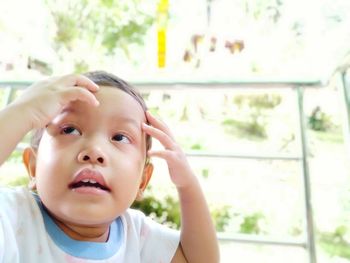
left=7, top=101, right=35, bottom=132
left=176, top=174, right=201, bottom=197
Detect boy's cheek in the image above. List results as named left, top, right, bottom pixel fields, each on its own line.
left=40, top=133, right=76, bottom=152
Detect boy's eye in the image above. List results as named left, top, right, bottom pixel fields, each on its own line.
left=112, top=134, right=131, bottom=144
left=61, top=126, right=80, bottom=135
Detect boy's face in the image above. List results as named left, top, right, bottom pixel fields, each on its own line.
left=24, top=86, right=152, bottom=227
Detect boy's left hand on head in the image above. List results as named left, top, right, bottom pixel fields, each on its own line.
left=143, top=111, right=220, bottom=263
left=142, top=111, right=196, bottom=189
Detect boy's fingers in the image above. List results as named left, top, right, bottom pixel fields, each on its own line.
left=147, top=149, right=173, bottom=161
left=62, top=87, right=100, bottom=106
left=143, top=123, right=175, bottom=150
left=146, top=111, right=175, bottom=139
left=64, top=74, right=99, bottom=92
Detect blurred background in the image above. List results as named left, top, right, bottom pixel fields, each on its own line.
left=1, top=0, right=350, bottom=262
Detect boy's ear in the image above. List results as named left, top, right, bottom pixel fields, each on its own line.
left=136, top=163, right=154, bottom=201
left=23, top=147, right=37, bottom=189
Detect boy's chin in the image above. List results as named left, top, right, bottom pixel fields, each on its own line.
left=44, top=204, right=118, bottom=227
left=56, top=212, right=116, bottom=228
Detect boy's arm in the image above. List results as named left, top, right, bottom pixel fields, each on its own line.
left=143, top=112, right=220, bottom=263
left=0, top=104, right=34, bottom=165
left=0, top=74, right=99, bottom=166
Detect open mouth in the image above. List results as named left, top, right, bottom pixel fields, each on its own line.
left=69, top=179, right=110, bottom=191
left=69, top=169, right=111, bottom=192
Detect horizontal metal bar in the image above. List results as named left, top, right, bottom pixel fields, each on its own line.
left=0, top=81, right=32, bottom=88
left=186, top=152, right=302, bottom=161
left=14, top=144, right=302, bottom=161
left=217, top=232, right=307, bottom=248
left=0, top=78, right=325, bottom=90
left=133, top=80, right=324, bottom=89
left=13, top=143, right=301, bottom=161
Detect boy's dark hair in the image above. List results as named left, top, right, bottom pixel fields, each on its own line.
left=30, top=71, right=152, bottom=164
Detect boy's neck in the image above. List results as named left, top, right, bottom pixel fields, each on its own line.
left=53, top=217, right=110, bottom=243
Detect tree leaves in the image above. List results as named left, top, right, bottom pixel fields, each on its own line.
left=45, top=0, right=155, bottom=71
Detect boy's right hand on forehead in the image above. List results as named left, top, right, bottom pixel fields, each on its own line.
left=13, top=74, right=99, bottom=129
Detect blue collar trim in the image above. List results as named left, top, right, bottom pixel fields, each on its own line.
left=32, top=193, right=123, bottom=260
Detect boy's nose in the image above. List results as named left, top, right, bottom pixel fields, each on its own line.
left=77, top=148, right=106, bottom=165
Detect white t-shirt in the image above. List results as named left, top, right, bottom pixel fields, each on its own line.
left=0, top=186, right=180, bottom=263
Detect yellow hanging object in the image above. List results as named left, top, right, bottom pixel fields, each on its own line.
left=157, top=0, right=168, bottom=68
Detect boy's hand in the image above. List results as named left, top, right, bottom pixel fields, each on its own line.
left=142, top=111, right=196, bottom=189
left=13, top=74, right=99, bottom=129
left=143, top=112, right=220, bottom=262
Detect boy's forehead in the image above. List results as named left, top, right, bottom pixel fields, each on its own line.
left=62, top=86, right=146, bottom=121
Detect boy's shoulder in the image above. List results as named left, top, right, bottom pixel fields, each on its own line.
left=121, top=208, right=179, bottom=239
left=0, top=186, right=42, bottom=234
left=0, top=185, right=37, bottom=208
left=121, top=208, right=180, bottom=261
left=0, top=186, right=32, bottom=205
left=121, top=208, right=164, bottom=229
left=123, top=207, right=146, bottom=219
left=120, top=208, right=148, bottom=230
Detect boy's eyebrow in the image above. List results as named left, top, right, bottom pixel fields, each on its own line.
left=60, top=106, right=77, bottom=114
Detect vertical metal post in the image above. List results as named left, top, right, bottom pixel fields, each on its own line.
left=4, top=87, right=16, bottom=107
left=340, top=71, right=350, bottom=149
left=296, top=86, right=317, bottom=263
left=207, top=0, right=212, bottom=28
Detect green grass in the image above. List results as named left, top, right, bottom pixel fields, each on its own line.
left=310, top=129, right=344, bottom=144
left=222, top=118, right=267, bottom=140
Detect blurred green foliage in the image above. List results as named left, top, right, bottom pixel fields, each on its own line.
left=190, top=143, right=203, bottom=150
left=223, top=118, right=267, bottom=139
left=201, top=168, right=209, bottom=179
left=234, top=94, right=282, bottom=109
left=132, top=194, right=180, bottom=229
left=243, top=0, right=282, bottom=23
left=308, top=106, right=333, bottom=132
left=6, top=176, right=29, bottom=187
left=319, top=226, right=350, bottom=260
left=223, top=93, right=281, bottom=139
left=239, top=212, right=265, bottom=234
left=132, top=192, right=232, bottom=231
left=211, top=205, right=232, bottom=232
left=45, top=0, right=155, bottom=71
left=311, top=129, right=343, bottom=144
left=7, top=150, right=23, bottom=163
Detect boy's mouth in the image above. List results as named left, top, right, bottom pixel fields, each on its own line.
left=69, top=168, right=110, bottom=192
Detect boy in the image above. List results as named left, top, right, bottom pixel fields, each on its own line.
left=0, top=71, right=219, bottom=262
